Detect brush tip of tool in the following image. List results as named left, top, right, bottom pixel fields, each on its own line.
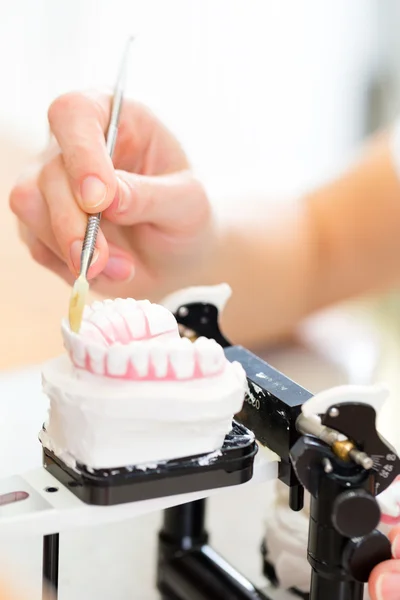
left=69, top=275, right=89, bottom=333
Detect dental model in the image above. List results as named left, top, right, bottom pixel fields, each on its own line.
left=40, top=297, right=246, bottom=470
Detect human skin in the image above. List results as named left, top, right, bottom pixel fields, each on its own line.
left=369, top=525, right=400, bottom=600
left=8, top=92, right=400, bottom=350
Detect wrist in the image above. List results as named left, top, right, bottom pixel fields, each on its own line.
left=195, top=203, right=317, bottom=347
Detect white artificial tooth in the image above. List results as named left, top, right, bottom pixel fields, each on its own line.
left=169, top=338, right=195, bottom=379
left=79, top=321, right=108, bottom=345
left=150, top=342, right=169, bottom=378
left=114, top=298, right=127, bottom=308
left=130, top=342, right=150, bottom=377
left=103, top=299, right=114, bottom=306
left=88, top=311, right=116, bottom=342
left=107, top=343, right=129, bottom=376
left=137, top=299, right=151, bottom=310
left=111, top=301, right=141, bottom=341
left=61, top=319, right=72, bottom=351
left=195, top=337, right=225, bottom=375
left=87, top=344, right=107, bottom=375
left=158, top=330, right=180, bottom=342
left=91, top=300, right=104, bottom=311
left=102, top=304, right=127, bottom=335
left=122, top=308, right=147, bottom=339
left=125, top=298, right=137, bottom=308
left=70, top=333, right=86, bottom=368
left=82, top=305, right=93, bottom=319
left=145, top=304, right=179, bottom=337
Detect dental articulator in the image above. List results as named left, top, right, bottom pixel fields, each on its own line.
left=0, top=283, right=399, bottom=600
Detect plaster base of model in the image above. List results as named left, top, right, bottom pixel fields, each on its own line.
left=41, top=355, right=246, bottom=470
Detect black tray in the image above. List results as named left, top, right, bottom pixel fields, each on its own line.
left=42, top=421, right=258, bottom=506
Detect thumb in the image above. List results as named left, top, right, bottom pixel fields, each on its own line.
left=103, top=170, right=210, bottom=233
left=369, top=560, right=400, bottom=600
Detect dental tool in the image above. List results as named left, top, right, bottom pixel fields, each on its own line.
left=68, top=36, right=134, bottom=333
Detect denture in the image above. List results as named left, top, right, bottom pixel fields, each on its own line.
left=61, top=298, right=225, bottom=381
left=40, top=295, right=246, bottom=470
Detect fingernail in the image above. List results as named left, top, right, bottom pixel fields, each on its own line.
left=393, top=534, right=400, bottom=559
left=376, top=573, right=400, bottom=600
left=80, top=176, right=107, bottom=210
left=103, top=256, right=135, bottom=281
left=70, top=240, right=99, bottom=274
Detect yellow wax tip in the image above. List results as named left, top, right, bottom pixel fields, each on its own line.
left=68, top=276, right=89, bottom=333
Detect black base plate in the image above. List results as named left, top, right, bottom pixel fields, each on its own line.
left=42, top=421, right=258, bottom=506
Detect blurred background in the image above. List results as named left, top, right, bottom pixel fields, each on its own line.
left=2, top=0, right=400, bottom=368
left=2, top=3, right=400, bottom=598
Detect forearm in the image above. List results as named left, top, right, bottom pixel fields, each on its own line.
left=198, top=129, right=400, bottom=347
left=308, top=130, right=400, bottom=309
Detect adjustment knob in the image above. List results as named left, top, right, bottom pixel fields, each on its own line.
left=332, top=490, right=381, bottom=538
left=343, top=531, right=392, bottom=583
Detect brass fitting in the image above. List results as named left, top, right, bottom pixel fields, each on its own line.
left=332, top=440, right=355, bottom=462
left=178, top=324, right=198, bottom=342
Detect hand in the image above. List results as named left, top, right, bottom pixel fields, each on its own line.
left=369, top=526, right=400, bottom=600
left=0, top=580, right=54, bottom=600
left=9, top=91, right=213, bottom=300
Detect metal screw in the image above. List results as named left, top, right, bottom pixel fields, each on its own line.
left=178, top=306, right=189, bottom=317
left=349, top=449, right=374, bottom=470
left=329, top=407, right=340, bottom=418
left=323, top=458, right=333, bottom=473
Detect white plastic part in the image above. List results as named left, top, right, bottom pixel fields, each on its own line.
left=301, top=383, right=389, bottom=419
left=0, top=449, right=278, bottom=538
left=377, top=477, right=400, bottom=524
left=161, top=283, right=232, bottom=315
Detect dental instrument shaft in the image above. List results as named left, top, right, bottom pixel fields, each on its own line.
left=80, top=36, right=133, bottom=278
left=68, top=37, right=133, bottom=333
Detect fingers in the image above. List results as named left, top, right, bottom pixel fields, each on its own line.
left=11, top=88, right=193, bottom=289
left=389, top=526, right=400, bottom=557
left=10, top=171, right=64, bottom=262
left=48, top=91, right=117, bottom=213
left=104, top=170, right=210, bottom=234
left=0, top=577, right=55, bottom=600
left=101, top=240, right=136, bottom=282
left=369, top=559, right=400, bottom=600
left=37, top=154, right=109, bottom=278
left=47, top=90, right=189, bottom=216
left=22, top=233, right=75, bottom=286
left=369, top=527, right=400, bottom=600
left=11, top=155, right=109, bottom=279
left=10, top=159, right=136, bottom=282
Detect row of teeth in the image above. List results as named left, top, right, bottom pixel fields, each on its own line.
left=79, top=298, right=178, bottom=344
left=64, top=334, right=226, bottom=379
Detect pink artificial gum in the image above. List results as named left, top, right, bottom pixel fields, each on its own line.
left=69, top=302, right=225, bottom=381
